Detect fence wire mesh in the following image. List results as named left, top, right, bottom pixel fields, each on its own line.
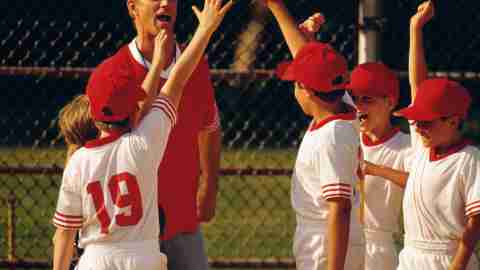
left=1, top=0, right=480, bottom=269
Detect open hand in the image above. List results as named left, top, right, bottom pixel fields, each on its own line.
left=192, top=0, right=234, bottom=35
left=411, top=1, right=435, bottom=29
left=151, top=29, right=169, bottom=69
left=299, top=13, right=325, bottom=41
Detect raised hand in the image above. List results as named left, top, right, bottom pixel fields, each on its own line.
left=192, top=0, right=234, bottom=35
left=299, top=12, right=325, bottom=41
left=411, top=1, right=435, bottom=30
left=151, top=29, right=169, bottom=70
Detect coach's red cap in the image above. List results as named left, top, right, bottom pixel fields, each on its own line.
left=346, top=62, right=399, bottom=103
left=276, top=42, right=348, bottom=92
left=86, top=59, right=146, bottom=122
left=395, top=78, right=471, bottom=121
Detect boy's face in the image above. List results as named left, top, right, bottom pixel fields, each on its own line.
left=414, top=116, right=458, bottom=148
left=352, top=94, right=394, bottom=134
left=294, top=83, right=317, bottom=116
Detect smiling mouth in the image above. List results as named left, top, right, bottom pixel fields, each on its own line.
left=358, top=112, right=369, bottom=123
left=156, top=14, right=171, bottom=22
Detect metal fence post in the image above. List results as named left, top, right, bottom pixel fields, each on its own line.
left=358, top=0, right=383, bottom=63
left=7, top=192, right=17, bottom=270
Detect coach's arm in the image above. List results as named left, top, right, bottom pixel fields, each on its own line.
left=197, top=128, right=221, bottom=222
left=53, top=228, right=77, bottom=270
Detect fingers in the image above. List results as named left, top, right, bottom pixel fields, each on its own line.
left=192, top=5, right=201, bottom=19
left=220, top=0, right=234, bottom=16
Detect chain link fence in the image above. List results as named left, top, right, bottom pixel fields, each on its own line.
left=1, top=0, right=480, bottom=269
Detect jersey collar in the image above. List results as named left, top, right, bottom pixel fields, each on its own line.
left=308, top=111, right=356, bottom=132
left=84, top=130, right=126, bottom=149
left=128, top=38, right=181, bottom=79
left=362, top=127, right=401, bottom=147
left=429, top=138, right=472, bottom=162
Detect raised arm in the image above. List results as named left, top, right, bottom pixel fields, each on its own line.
left=161, top=0, right=233, bottom=108
left=264, top=0, right=308, bottom=57
left=409, top=1, right=434, bottom=101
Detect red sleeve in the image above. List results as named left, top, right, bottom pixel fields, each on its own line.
left=198, top=58, right=221, bottom=132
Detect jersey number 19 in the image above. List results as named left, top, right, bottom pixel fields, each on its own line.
left=86, top=172, right=143, bottom=234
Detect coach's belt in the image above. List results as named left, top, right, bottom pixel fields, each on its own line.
left=364, top=229, right=394, bottom=242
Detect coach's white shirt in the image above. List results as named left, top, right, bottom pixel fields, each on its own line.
left=53, top=94, right=177, bottom=249
left=291, top=112, right=363, bottom=244
left=361, top=129, right=411, bottom=236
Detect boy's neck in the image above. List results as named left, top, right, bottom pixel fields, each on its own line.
left=364, top=121, right=394, bottom=143
left=435, top=131, right=464, bottom=155
left=311, top=102, right=349, bottom=123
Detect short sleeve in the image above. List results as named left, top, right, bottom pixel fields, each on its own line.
left=198, top=59, right=221, bottom=132
left=133, top=94, right=177, bottom=163
left=316, top=123, right=359, bottom=201
left=53, top=164, right=83, bottom=230
left=463, top=153, right=480, bottom=218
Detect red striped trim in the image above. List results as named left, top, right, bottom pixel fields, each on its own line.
left=466, top=201, right=480, bottom=217
left=153, top=98, right=177, bottom=125
left=54, top=212, right=82, bottom=219
left=155, top=95, right=176, bottom=114
left=153, top=98, right=176, bottom=121
left=322, top=183, right=351, bottom=189
left=323, top=194, right=351, bottom=201
left=152, top=105, right=175, bottom=126
left=53, top=215, right=82, bottom=224
left=53, top=220, right=82, bottom=230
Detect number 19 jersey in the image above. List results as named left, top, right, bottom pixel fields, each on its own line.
left=53, top=95, right=177, bottom=248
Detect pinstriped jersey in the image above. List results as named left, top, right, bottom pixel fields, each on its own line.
left=291, top=112, right=363, bottom=244
left=403, top=123, right=480, bottom=243
left=53, top=95, right=176, bottom=248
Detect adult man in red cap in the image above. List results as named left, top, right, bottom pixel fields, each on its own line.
left=265, top=1, right=365, bottom=270
left=51, top=1, right=232, bottom=269
left=394, top=1, right=480, bottom=270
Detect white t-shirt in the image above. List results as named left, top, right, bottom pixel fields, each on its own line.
left=53, top=95, right=177, bottom=248
left=402, top=123, right=480, bottom=242
left=361, top=129, right=411, bottom=235
left=291, top=112, right=363, bottom=243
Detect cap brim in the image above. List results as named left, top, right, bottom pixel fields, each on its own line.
left=394, top=105, right=442, bottom=121
left=275, top=61, right=296, bottom=81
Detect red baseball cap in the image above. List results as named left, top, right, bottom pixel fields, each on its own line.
left=346, top=62, right=399, bottom=103
left=276, top=42, right=348, bottom=92
left=395, top=78, right=471, bottom=121
left=86, top=58, right=146, bottom=122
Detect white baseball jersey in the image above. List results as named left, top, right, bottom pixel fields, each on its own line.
left=397, top=123, right=480, bottom=270
left=361, top=128, right=411, bottom=270
left=53, top=94, right=177, bottom=249
left=291, top=112, right=363, bottom=244
left=361, top=128, right=410, bottom=235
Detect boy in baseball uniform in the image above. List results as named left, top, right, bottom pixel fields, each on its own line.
left=264, top=1, right=365, bottom=270
left=393, top=1, right=480, bottom=269
left=52, top=1, right=232, bottom=269
left=300, top=14, right=412, bottom=270
left=347, top=63, right=411, bottom=270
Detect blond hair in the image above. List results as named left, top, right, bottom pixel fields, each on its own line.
left=58, top=95, right=98, bottom=163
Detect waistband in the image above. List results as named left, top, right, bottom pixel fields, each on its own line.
left=84, top=239, right=160, bottom=256
left=404, top=239, right=458, bottom=255
left=364, top=229, right=394, bottom=241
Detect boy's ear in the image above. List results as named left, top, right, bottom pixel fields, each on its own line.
left=127, top=0, right=137, bottom=19
left=447, top=116, right=461, bottom=129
